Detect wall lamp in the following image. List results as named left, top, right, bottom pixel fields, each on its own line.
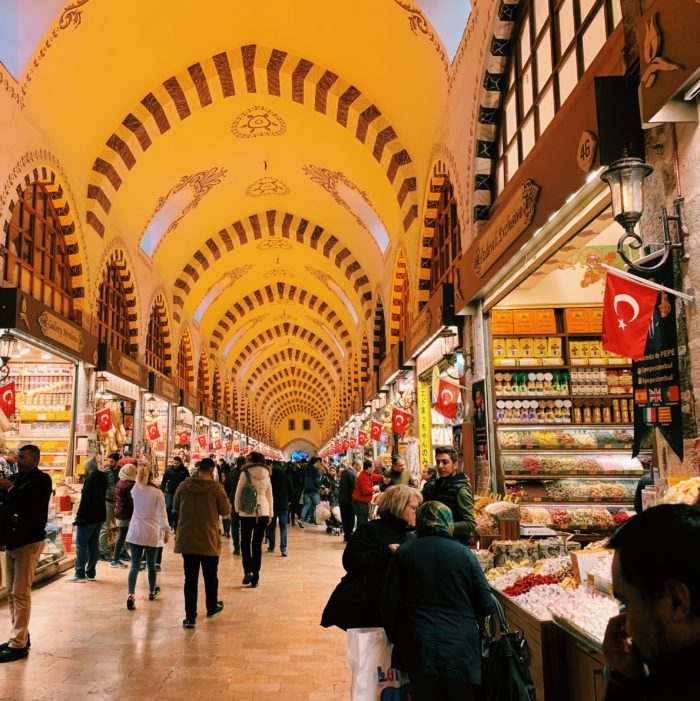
left=0, top=331, right=16, bottom=380
left=600, top=155, right=688, bottom=272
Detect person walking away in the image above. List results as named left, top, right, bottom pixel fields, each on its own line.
left=67, top=457, right=107, bottom=582
left=99, top=452, right=121, bottom=559
left=111, top=460, right=137, bottom=568
left=235, top=452, right=273, bottom=587
left=298, top=457, right=322, bottom=527
left=218, top=459, right=232, bottom=537
left=160, top=456, right=189, bottom=530
left=602, top=504, right=700, bottom=700
left=0, top=444, right=53, bottom=662
left=224, top=455, right=245, bottom=555
left=288, top=461, right=305, bottom=525
left=351, top=460, right=383, bottom=528
left=381, top=501, right=496, bottom=701
left=338, top=460, right=359, bottom=541
left=125, top=466, right=170, bottom=609
left=421, top=446, right=476, bottom=545
left=322, top=485, right=422, bottom=631
left=266, top=460, right=295, bottom=556
left=173, top=457, right=230, bottom=628
left=380, top=455, right=415, bottom=492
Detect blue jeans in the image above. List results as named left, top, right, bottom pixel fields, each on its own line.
left=128, top=543, right=158, bottom=594
left=266, top=511, right=289, bottom=552
left=165, top=493, right=177, bottom=529
left=75, top=522, right=102, bottom=579
left=300, top=493, right=320, bottom=523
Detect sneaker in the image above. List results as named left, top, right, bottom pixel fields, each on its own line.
left=267, top=548, right=274, bottom=553
left=66, top=575, right=86, bottom=583
left=98, top=553, right=110, bottom=561
left=232, top=549, right=241, bottom=556
left=250, top=574, right=259, bottom=588
left=242, top=572, right=253, bottom=585
left=206, top=601, right=224, bottom=617
left=127, top=595, right=136, bottom=610
left=155, top=564, right=161, bottom=572
left=86, top=575, right=96, bottom=581
left=0, top=646, right=28, bottom=663
left=110, top=560, right=127, bottom=568
left=281, top=551, right=288, bottom=557
left=298, top=521, right=304, bottom=529
left=182, top=618, right=196, bottom=629
left=148, top=587, right=161, bottom=601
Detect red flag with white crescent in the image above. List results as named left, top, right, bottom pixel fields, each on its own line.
left=146, top=421, right=161, bottom=441
left=391, top=408, right=410, bottom=435
left=349, top=437, right=356, bottom=449
left=196, top=434, right=207, bottom=448
left=177, top=429, right=189, bottom=445
left=0, top=381, right=15, bottom=418
left=342, top=440, right=349, bottom=452
left=370, top=421, right=383, bottom=441
left=435, top=379, right=461, bottom=419
left=225, top=441, right=232, bottom=451
left=357, top=431, right=368, bottom=446
left=602, top=272, right=659, bottom=360
left=213, top=438, right=222, bottom=450
left=96, top=407, right=112, bottom=433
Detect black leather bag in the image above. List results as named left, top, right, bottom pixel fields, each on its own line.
left=481, top=597, right=537, bottom=701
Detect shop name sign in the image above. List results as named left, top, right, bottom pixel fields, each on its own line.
left=472, top=179, right=541, bottom=278
left=379, top=342, right=403, bottom=387
left=37, top=310, right=85, bottom=353
left=150, top=372, right=179, bottom=403
left=118, top=355, right=142, bottom=383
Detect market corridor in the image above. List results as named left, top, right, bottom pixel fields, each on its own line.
left=0, top=526, right=349, bottom=700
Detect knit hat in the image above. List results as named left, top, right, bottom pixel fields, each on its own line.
left=119, top=463, right=138, bottom=481
left=416, top=500, right=454, bottom=537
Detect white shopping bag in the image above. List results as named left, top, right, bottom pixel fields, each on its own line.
left=316, top=501, right=331, bottom=522
left=347, top=627, right=411, bottom=701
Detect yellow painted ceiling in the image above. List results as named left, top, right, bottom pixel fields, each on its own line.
left=10, top=0, right=454, bottom=445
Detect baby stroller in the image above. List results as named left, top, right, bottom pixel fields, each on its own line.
left=316, top=498, right=343, bottom=535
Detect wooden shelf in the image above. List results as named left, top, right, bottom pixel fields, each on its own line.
left=504, top=473, right=643, bottom=479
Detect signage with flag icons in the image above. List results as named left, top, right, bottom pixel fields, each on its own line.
left=370, top=421, right=383, bottom=441
left=196, top=434, right=207, bottom=448
left=96, top=407, right=113, bottom=433
left=357, top=431, right=367, bottom=446
left=146, top=421, right=161, bottom=441
left=602, top=272, right=659, bottom=360
left=391, top=408, right=410, bottom=435
left=0, top=381, right=16, bottom=418
left=434, top=379, right=461, bottom=419
left=176, top=429, right=190, bottom=445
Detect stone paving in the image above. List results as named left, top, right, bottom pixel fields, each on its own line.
left=0, top=524, right=350, bottom=700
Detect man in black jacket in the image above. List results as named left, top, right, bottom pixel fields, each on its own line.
left=224, top=456, right=245, bottom=555
left=338, top=460, right=359, bottom=542
left=421, top=446, right=476, bottom=545
left=161, top=455, right=190, bottom=530
left=98, top=451, right=120, bottom=559
left=266, top=461, right=295, bottom=556
left=0, top=444, right=53, bottom=663
left=67, top=459, right=107, bottom=583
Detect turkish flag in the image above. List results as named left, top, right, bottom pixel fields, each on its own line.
left=225, top=441, right=232, bottom=451
left=602, top=272, right=659, bottom=359
left=392, top=408, right=410, bottom=435
left=96, top=407, right=113, bottom=432
left=146, top=421, right=161, bottom=441
left=349, top=438, right=356, bottom=449
left=357, top=431, right=367, bottom=446
left=342, top=440, right=349, bottom=452
left=435, top=379, right=461, bottom=419
left=196, top=434, right=207, bottom=448
left=213, top=438, right=222, bottom=450
left=0, top=381, right=15, bottom=418
left=177, top=429, right=189, bottom=445
left=370, top=421, right=383, bottom=441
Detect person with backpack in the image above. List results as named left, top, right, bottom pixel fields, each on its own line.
left=234, top=452, right=273, bottom=588
left=224, top=456, right=245, bottom=555
left=266, top=461, right=295, bottom=556
left=299, top=457, right=322, bottom=527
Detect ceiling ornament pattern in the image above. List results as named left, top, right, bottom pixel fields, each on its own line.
left=231, top=105, right=287, bottom=138
left=199, top=264, right=254, bottom=305
left=84, top=44, right=418, bottom=238
left=392, top=0, right=449, bottom=73
left=264, top=268, right=294, bottom=278
left=245, top=177, right=291, bottom=197
left=247, top=349, right=337, bottom=389
left=257, top=238, right=291, bottom=250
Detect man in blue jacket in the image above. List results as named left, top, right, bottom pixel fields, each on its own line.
left=298, top=457, right=321, bottom=527
left=0, top=444, right=53, bottom=663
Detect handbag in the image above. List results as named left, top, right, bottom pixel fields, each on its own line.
left=481, top=597, right=537, bottom=701
left=347, top=627, right=411, bottom=701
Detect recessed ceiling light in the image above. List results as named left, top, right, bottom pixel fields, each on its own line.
left=41, top=353, right=52, bottom=360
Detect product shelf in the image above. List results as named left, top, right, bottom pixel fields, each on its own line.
left=504, top=472, right=643, bottom=479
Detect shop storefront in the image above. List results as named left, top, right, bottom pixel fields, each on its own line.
left=192, top=400, right=216, bottom=462
left=146, top=371, right=179, bottom=475
left=173, top=390, right=197, bottom=465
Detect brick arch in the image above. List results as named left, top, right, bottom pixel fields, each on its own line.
left=223, top=377, right=232, bottom=414
left=176, top=326, right=195, bottom=390
left=262, top=386, right=331, bottom=417
left=86, top=44, right=418, bottom=238
left=259, top=379, right=331, bottom=413
left=389, top=248, right=410, bottom=347
left=257, top=368, right=330, bottom=402
left=197, top=348, right=210, bottom=399
left=173, top=210, right=372, bottom=324
left=245, top=349, right=337, bottom=391
left=372, top=296, right=386, bottom=370
left=211, top=364, right=223, bottom=409
left=360, top=331, right=370, bottom=385
left=2, top=158, right=88, bottom=317
left=146, top=292, right=173, bottom=373
left=270, top=400, right=325, bottom=428
left=472, top=0, right=524, bottom=223
left=417, top=160, right=449, bottom=310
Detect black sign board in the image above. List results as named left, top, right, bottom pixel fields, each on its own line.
left=180, top=390, right=198, bottom=413
left=379, top=341, right=406, bottom=388
left=148, top=371, right=180, bottom=404
left=200, top=401, right=216, bottom=422
left=97, top=343, right=149, bottom=389
left=405, top=283, right=458, bottom=360
left=633, top=262, right=683, bottom=460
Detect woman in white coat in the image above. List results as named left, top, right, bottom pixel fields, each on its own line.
left=125, top=466, right=170, bottom=609
left=234, top=452, right=273, bottom=588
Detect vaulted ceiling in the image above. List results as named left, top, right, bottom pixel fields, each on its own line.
left=3, top=0, right=463, bottom=445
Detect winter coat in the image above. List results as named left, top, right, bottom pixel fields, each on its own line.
left=337, top=466, right=357, bottom=505
left=160, top=464, right=190, bottom=496
left=380, top=468, right=415, bottom=492
left=269, top=466, right=295, bottom=515
left=320, top=473, right=338, bottom=504
left=104, top=466, right=119, bottom=502
left=351, top=469, right=383, bottom=504
left=234, top=464, right=273, bottom=518
left=76, top=470, right=107, bottom=525
left=1, top=467, right=53, bottom=550
left=126, top=483, right=169, bottom=548
left=381, top=532, right=496, bottom=684
left=288, top=465, right=305, bottom=493
left=224, top=466, right=241, bottom=507
left=321, top=513, right=413, bottom=630
left=173, top=477, right=230, bottom=556
left=302, top=464, right=321, bottom=494
left=114, top=479, right=135, bottom=520
left=422, top=472, right=477, bottom=543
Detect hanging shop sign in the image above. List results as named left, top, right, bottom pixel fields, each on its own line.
left=636, top=0, right=700, bottom=125
left=405, top=283, right=458, bottom=361
left=352, top=395, right=362, bottom=415
left=417, top=380, right=432, bottom=469
left=379, top=341, right=406, bottom=389
left=148, top=371, right=180, bottom=404
left=0, top=288, right=98, bottom=364
left=200, top=401, right=216, bottom=422
left=364, top=371, right=378, bottom=406
left=97, top=343, right=149, bottom=389
left=632, top=262, right=683, bottom=461
left=180, top=389, right=198, bottom=413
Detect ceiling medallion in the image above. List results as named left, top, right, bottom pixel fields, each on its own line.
left=305, top=266, right=332, bottom=284
left=257, top=238, right=291, bottom=250
left=391, top=0, right=449, bottom=73
left=245, top=177, right=291, bottom=197
left=264, top=268, right=294, bottom=279
left=231, top=105, right=287, bottom=138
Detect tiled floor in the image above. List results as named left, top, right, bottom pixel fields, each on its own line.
left=0, top=524, right=350, bottom=700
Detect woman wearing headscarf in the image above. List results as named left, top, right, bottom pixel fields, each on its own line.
left=321, top=485, right=422, bottom=630
left=381, top=500, right=496, bottom=701
left=110, top=458, right=138, bottom=568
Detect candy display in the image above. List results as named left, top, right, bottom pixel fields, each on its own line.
left=660, top=477, right=700, bottom=505
left=475, top=513, right=499, bottom=535
left=504, top=573, right=563, bottom=597
left=483, top=501, right=520, bottom=520
left=507, top=479, right=637, bottom=501
left=510, top=583, right=570, bottom=619
left=492, top=540, right=539, bottom=567
left=520, top=505, right=629, bottom=531
left=485, top=559, right=532, bottom=583
left=498, top=428, right=638, bottom=451
left=549, top=588, right=621, bottom=643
